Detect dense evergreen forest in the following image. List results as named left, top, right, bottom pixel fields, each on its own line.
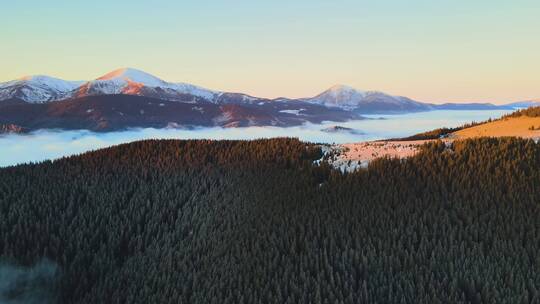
left=1, top=137, right=539, bottom=303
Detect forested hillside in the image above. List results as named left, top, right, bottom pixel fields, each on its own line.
left=1, top=138, right=539, bottom=303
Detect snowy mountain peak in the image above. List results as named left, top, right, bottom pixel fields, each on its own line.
left=302, top=84, right=430, bottom=112
left=19, top=75, right=41, bottom=81
left=327, top=84, right=362, bottom=94
left=97, top=68, right=167, bottom=87
left=306, top=85, right=367, bottom=109
left=323, top=85, right=367, bottom=99
left=70, top=68, right=219, bottom=101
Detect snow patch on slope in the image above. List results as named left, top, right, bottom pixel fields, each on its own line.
left=279, top=109, right=306, bottom=115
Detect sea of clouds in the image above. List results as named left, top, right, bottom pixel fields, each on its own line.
left=0, top=110, right=512, bottom=167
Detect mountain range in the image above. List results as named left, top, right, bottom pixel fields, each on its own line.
left=0, top=68, right=538, bottom=132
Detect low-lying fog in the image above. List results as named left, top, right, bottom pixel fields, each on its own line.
left=0, top=110, right=512, bottom=167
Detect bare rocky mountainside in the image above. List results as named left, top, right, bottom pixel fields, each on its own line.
left=0, top=68, right=531, bottom=132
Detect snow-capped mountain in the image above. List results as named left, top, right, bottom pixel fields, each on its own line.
left=306, top=85, right=368, bottom=109
left=0, top=68, right=535, bottom=132
left=304, top=84, right=431, bottom=113
left=0, top=68, right=222, bottom=104
left=72, top=68, right=220, bottom=102
left=0, top=75, right=83, bottom=103
left=0, top=69, right=529, bottom=115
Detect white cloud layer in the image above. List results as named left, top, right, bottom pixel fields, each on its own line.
left=0, top=110, right=512, bottom=167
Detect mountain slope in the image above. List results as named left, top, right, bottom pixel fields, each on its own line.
left=0, top=95, right=360, bottom=131
left=452, top=107, right=540, bottom=139
left=451, top=116, right=540, bottom=139
left=386, top=106, right=540, bottom=141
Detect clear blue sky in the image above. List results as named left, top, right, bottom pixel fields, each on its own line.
left=1, top=0, right=539, bottom=103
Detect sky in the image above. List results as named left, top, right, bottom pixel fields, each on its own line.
left=1, top=0, right=539, bottom=103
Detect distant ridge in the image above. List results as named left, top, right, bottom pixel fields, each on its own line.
left=0, top=68, right=536, bottom=132
left=0, top=75, right=83, bottom=103
left=1, top=68, right=531, bottom=113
